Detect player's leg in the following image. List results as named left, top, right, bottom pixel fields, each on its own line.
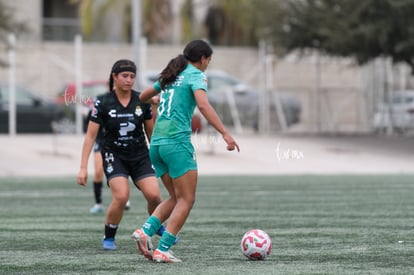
left=143, top=174, right=177, bottom=236
left=106, top=176, right=130, bottom=224
left=164, top=171, right=197, bottom=235
left=102, top=176, right=130, bottom=250
left=159, top=142, right=197, bottom=235
left=153, top=173, right=179, bottom=239
left=152, top=143, right=197, bottom=263
left=132, top=145, right=175, bottom=259
left=132, top=174, right=176, bottom=260
left=90, top=149, right=104, bottom=213
left=152, top=171, right=196, bottom=263
left=134, top=176, right=162, bottom=214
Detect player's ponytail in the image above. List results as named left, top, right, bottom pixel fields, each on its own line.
left=159, top=55, right=187, bottom=90
left=159, top=39, right=212, bottom=90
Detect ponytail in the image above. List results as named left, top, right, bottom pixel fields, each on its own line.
left=159, top=54, right=188, bottom=90
left=159, top=40, right=212, bottom=90
left=108, top=73, right=114, bottom=92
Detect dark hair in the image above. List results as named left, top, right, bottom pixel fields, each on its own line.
left=109, top=59, right=136, bottom=91
left=159, top=40, right=213, bottom=89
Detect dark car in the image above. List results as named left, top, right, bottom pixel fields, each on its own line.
left=0, top=83, right=65, bottom=133
left=145, top=70, right=301, bottom=131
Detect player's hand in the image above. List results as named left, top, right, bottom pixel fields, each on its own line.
left=77, top=168, right=88, bottom=186
left=223, top=133, right=240, bottom=152
left=151, top=95, right=160, bottom=105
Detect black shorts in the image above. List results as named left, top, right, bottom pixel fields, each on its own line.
left=101, top=147, right=155, bottom=185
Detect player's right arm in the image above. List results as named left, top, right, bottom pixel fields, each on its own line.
left=77, top=120, right=100, bottom=186
left=140, top=84, right=161, bottom=103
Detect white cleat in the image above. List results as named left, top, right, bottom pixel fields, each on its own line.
left=152, top=249, right=182, bottom=263
left=131, top=229, right=153, bottom=260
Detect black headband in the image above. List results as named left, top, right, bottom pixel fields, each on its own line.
left=112, top=61, right=136, bottom=74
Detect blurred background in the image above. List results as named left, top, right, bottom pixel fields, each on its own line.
left=1, top=0, right=414, bottom=137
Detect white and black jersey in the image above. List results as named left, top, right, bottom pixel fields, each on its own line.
left=90, top=90, right=152, bottom=158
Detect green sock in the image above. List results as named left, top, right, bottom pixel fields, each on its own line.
left=142, top=216, right=161, bottom=237
left=158, top=231, right=177, bottom=252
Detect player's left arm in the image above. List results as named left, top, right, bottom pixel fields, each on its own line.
left=142, top=102, right=154, bottom=142
left=143, top=118, right=154, bottom=142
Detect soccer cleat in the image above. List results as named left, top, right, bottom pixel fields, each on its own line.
left=102, top=238, right=116, bottom=250
left=131, top=229, right=153, bottom=260
left=152, top=249, right=182, bottom=263
left=89, top=204, right=103, bottom=214
left=155, top=225, right=179, bottom=245
left=125, top=200, right=131, bottom=211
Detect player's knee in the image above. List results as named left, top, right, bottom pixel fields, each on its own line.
left=147, top=193, right=162, bottom=205
left=178, top=196, right=195, bottom=210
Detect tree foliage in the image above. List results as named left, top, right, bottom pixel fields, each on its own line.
left=77, top=0, right=175, bottom=43
left=205, top=0, right=414, bottom=72
left=204, top=0, right=261, bottom=46
left=267, top=0, right=414, bottom=72
left=72, top=0, right=414, bottom=73
left=0, top=1, right=28, bottom=66
left=76, top=0, right=131, bottom=42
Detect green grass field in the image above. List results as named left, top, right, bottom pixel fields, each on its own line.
left=1, top=175, right=414, bottom=275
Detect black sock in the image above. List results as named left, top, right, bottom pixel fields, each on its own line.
left=104, top=224, right=118, bottom=240
left=93, top=181, right=103, bottom=204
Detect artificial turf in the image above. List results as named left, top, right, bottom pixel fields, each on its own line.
left=0, top=175, right=413, bottom=274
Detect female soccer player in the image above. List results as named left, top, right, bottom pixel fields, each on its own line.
left=77, top=59, right=163, bottom=250
left=87, top=109, right=131, bottom=214
left=132, top=39, right=239, bottom=263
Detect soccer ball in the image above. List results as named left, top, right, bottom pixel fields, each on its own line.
left=240, top=229, right=272, bottom=260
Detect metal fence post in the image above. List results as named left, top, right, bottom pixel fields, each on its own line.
left=75, top=34, right=83, bottom=135
left=8, top=33, right=16, bottom=136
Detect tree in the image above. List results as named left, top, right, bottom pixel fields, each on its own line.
left=77, top=0, right=178, bottom=43
left=266, top=0, right=414, bottom=72
left=204, top=0, right=261, bottom=46
left=77, top=0, right=131, bottom=42
left=0, top=1, right=28, bottom=66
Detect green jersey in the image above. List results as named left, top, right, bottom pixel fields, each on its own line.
left=152, top=64, right=207, bottom=145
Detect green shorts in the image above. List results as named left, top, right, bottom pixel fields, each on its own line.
left=149, top=142, right=197, bottom=179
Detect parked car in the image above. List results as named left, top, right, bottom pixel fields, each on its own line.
left=0, top=83, right=66, bottom=133
left=145, top=70, right=302, bottom=131
left=54, top=80, right=108, bottom=133
left=206, top=70, right=301, bottom=130
left=373, top=90, right=414, bottom=133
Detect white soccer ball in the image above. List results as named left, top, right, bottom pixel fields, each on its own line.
left=240, top=229, right=272, bottom=260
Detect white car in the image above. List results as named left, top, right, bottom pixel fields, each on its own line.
left=373, top=90, right=414, bottom=133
